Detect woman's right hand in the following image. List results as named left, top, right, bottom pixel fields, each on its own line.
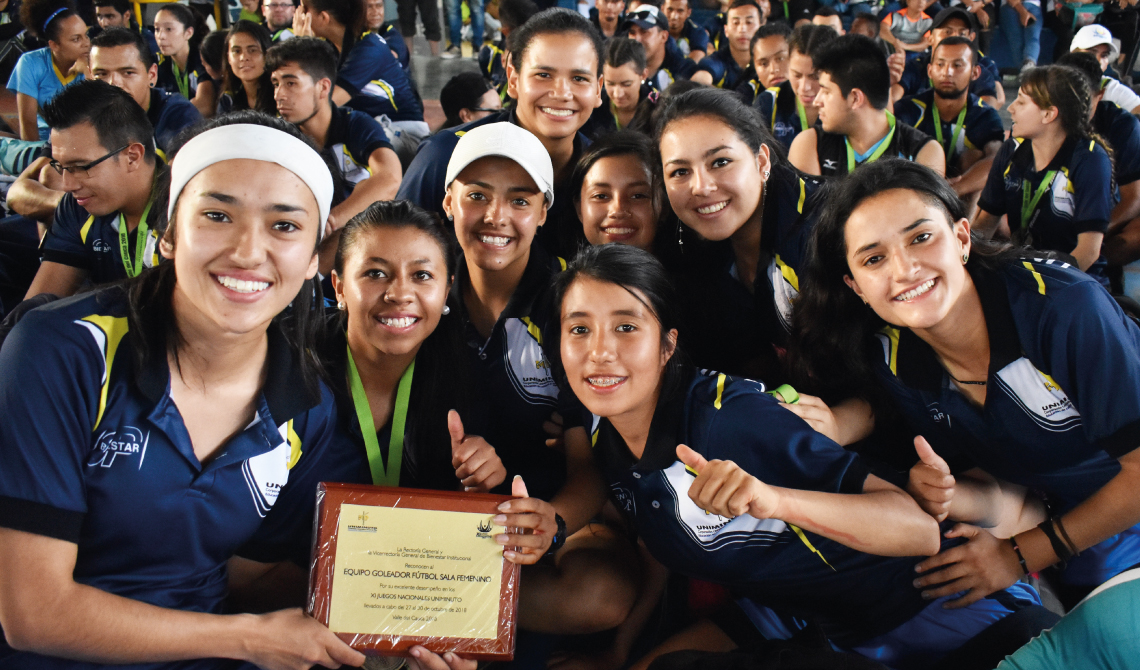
left=906, top=437, right=955, bottom=522
left=292, top=8, right=314, bottom=36
left=239, top=608, right=365, bottom=670
left=778, top=393, right=842, bottom=444
left=406, top=646, right=477, bottom=670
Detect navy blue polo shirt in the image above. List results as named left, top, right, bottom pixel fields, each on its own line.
left=449, top=245, right=569, bottom=502
left=899, top=52, right=999, bottom=101
left=40, top=193, right=160, bottom=285
left=323, top=103, right=394, bottom=201
left=694, top=46, right=748, bottom=90
left=0, top=288, right=360, bottom=669
left=874, top=260, right=1140, bottom=584
left=676, top=18, right=710, bottom=56
left=396, top=108, right=590, bottom=258
left=147, top=87, right=202, bottom=157
left=646, top=37, right=698, bottom=93
left=894, top=90, right=1004, bottom=178
left=338, top=32, right=423, bottom=122
left=478, top=40, right=508, bottom=102
left=755, top=80, right=817, bottom=150
left=379, top=22, right=410, bottom=70
left=704, top=12, right=725, bottom=51
left=674, top=164, right=823, bottom=379
left=155, top=49, right=206, bottom=100
left=1094, top=100, right=1140, bottom=186
left=979, top=136, right=1115, bottom=284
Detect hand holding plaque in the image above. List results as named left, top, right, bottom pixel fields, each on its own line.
left=493, top=476, right=558, bottom=565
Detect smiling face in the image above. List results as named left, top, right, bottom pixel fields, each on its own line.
left=333, top=225, right=450, bottom=358
left=560, top=275, right=676, bottom=427
left=228, top=32, right=265, bottom=83
left=659, top=114, right=768, bottom=242
left=154, top=10, right=193, bottom=56
left=443, top=156, right=548, bottom=275
left=604, top=61, right=643, bottom=111
left=91, top=43, right=157, bottom=109
left=843, top=188, right=972, bottom=331
left=662, top=0, right=690, bottom=35
left=577, top=154, right=659, bottom=251
left=50, top=122, right=139, bottom=215
left=726, top=5, right=762, bottom=53
left=752, top=34, right=789, bottom=88
left=162, top=158, right=320, bottom=338
left=787, top=49, right=818, bottom=107
left=627, top=24, right=669, bottom=62
left=50, top=15, right=91, bottom=63
left=508, top=32, right=603, bottom=143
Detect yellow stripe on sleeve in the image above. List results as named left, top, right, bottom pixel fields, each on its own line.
left=1022, top=261, right=1046, bottom=295
left=286, top=419, right=303, bottom=469
left=713, top=373, right=726, bottom=409
left=790, top=523, right=836, bottom=571
left=80, top=315, right=130, bottom=432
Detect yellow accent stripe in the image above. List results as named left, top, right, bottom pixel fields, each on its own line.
left=286, top=419, right=303, bottom=469
left=685, top=465, right=700, bottom=477
left=713, top=373, right=726, bottom=410
left=1022, top=261, right=1046, bottom=295
left=80, top=314, right=129, bottom=432
left=774, top=254, right=799, bottom=292
left=789, top=523, right=836, bottom=571
left=155, top=148, right=167, bottom=164
left=797, top=179, right=806, bottom=213
left=79, top=215, right=95, bottom=244
left=557, top=256, right=567, bottom=271
left=521, top=316, right=542, bottom=344
left=882, top=326, right=900, bottom=376
left=591, top=428, right=599, bottom=447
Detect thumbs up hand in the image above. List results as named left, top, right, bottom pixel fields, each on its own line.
left=449, top=410, right=507, bottom=493
left=906, top=436, right=955, bottom=522
left=677, top=445, right=782, bottom=521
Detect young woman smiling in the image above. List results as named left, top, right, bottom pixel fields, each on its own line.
left=571, top=131, right=662, bottom=253
left=217, top=20, right=275, bottom=115
left=552, top=243, right=1057, bottom=670
left=791, top=158, right=1140, bottom=610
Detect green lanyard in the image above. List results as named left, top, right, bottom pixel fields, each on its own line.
left=845, top=113, right=896, bottom=173
left=610, top=101, right=623, bottom=130
left=171, top=59, right=190, bottom=99
left=795, top=98, right=809, bottom=131
left=1020, top=170, right=1057, bottom=230
left=346, top=344, right=415, bottom=487
left=933, top=103, right=967, bottom=161
left=117, top=201, right=152, bottom=278
left=781, top=1, right=789, bottom=17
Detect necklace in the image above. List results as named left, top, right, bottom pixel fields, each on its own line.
left=947, top=371, right=987, bottom=386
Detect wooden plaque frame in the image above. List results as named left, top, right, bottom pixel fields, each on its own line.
left=308, top=482, right=520, bottom=660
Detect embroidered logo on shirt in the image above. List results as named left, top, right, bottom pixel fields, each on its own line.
left=662, top=462, right=789, bottom=549
left=503, top=319, right=559, bottom=405
left=89, top=427, right=150, bottom=469
left=822, top=159, right=838, bottom=170
left=92, top=239, right=112, bottom=253
left=243, top=441, right=291, bottom=517
left=994, top=358, right=1081, bottom=431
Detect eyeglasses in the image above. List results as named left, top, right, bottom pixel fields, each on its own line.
left=263, top=3, right=294, bottom=8
left=49, top=145, right=129, bottom=178
left=469, top=108, right=501, bottom=113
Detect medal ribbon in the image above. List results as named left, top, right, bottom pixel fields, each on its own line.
left=346, top=344, right=415, bottom=487
left=118, top=200, right=153, bottom=278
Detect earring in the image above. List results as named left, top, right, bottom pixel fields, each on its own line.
left=442, top=305, right=451, bottom=316
left=962, top=253, right=969, bottom=265
left=337, top=301, right=345, bottom=310
left=763, top=170, right=770, bottom=179
left=677, top=219, right=684, bottom=251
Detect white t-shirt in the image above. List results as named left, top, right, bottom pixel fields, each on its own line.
left=1103, top=77, right=1140, bottom=114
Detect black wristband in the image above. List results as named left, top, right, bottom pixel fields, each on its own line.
left=1009, top=536, right=1029, bottom=575
left=1038, top=517, right=1073, bottom=568
left=545, top=513, right=567, bottom=557
left=1054, top=516, right=1080, bottom=558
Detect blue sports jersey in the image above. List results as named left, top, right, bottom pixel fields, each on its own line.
left=40, top=193, right=160, bottom=285
left=646, top=37, right=698, bottom=93
left=754, top=80, right=816, bottom=150
left=378, top=23, right=410, bottom=69
left=694, top=46, right=748, bottom=90
left=323, top=103, right=394, bottom=201
left=155, top=49, right=206, bottom=100
left=6, top=47, right=83, bottom=139
left=874, top=259, right=1140, bottom=585
left=396, top=108, right=590, bottom=258
left=894, top=90, right=1004, bottom=178
left=0, top=288, right=360, bottom=669
left=147, top=87, right=201, bottom=157
left=899, top=52, right=999, bottom=101
left=1094, top=100, right=1140, bottom=186
left=478, top=39, right=508, bottom=102
left=979, top=136, right=1115, bottom=284
left=704, top=12, right=725, bottom=51
left=590, top=367, right=1040, bottom=653
left=337, top=32, right=423, bottom=122
left=675, top=18, right=710, bottom=56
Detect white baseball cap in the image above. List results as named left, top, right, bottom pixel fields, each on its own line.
left=445, top=122, right=555, bottom=206
left=1071, top=24, right=1121, bottom=62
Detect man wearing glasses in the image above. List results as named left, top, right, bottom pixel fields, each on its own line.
left=263, top=0, right=297, bottom=42
left=23, top=81, right=160, bottom=300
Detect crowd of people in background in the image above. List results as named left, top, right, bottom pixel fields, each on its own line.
left=1, top=0, right=1140, bottom=668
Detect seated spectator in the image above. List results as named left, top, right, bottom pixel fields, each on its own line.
left=879, top=0, right=932, bottom=55
left=195, top=29, right=226, bottom=117
left=479, top=0, right=538, bottom=101
left=589, top=0, right=626, bottom=41
left=364, top=0, right=409, bottom=67
left=1000, top=0, right=1043, bottom=71
left=849, top=11, right=880, bottom=40
left=811, top=5, right=844, bottom=34
left=692, top=0, right=762, bottom=89
left=894, top=37, right=1004, bottom=207
left=439, top=70, right=501, bottom=130
left=216, top=20, right=275, bottom=114
left=153, top=4, right=213, bottom=117
left=625, top=4, right=698, bottom=92
left=1049, top=0, right=1139, bottom=71
left=7, top=0, right=87, bottom=142
left=591, top=37, right=653, bottom=135
left=264, top=0, right=297, bottom=42
left=789, top=34, right=943, bottom=177
left=23, top=80, right=159, bottom=299
left=750, top=21, right=792, bottom=90
left=1070, top=24, right=1140, bottom=114
left=755, top=22, right=835, bottom=149
left=896, top=7, right=1004, bottom=108
left=297, top=0, right=427, bottom=166
left=664, top=0, right=710, bottom=61
left=89, top=28, right=202, bottom=157
left=267, top=36, right=402, bottom=271
left=93, top=0, right=160, bottom=61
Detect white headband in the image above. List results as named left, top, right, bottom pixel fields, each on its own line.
left=167, top=124, right=334, bottom=239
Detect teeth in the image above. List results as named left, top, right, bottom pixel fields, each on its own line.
left=479, top=234, right=510, bottom=246
left=588, top=376, right=625, bottom=387
left=216, top=275, right=269, bottom=293
left=894, top=279, right=935, bottom=302
left=604, top=227, right=636, bottom=235
left=541, top=107, right=574, bottom=117
left=697, top=201, right=728, bottom=214
left=379, top=316, right=418, bottom=328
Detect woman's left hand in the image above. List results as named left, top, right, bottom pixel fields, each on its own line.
left=677, top=445, right=781, bottom=520
left=494, top=476, right=557, bottom=564
left=406, top=646, right=476, bottom=670
left=292, top=8, right=314, bottom=36
left=449, top=410, right=507, bottom=493
left=912, top=524, right=1023, bottom=609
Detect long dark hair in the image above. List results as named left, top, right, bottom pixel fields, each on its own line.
left=304, top=0, right=365, bottom=56
left=1020, top=64, right=1112, bottom=161
left=333, top=200, right=470, bottom=490
left=221, top=20, right=276, bottom=114
left=787, top=159, right=1039, bottom=402
left=21, top=0, right=80, bottom=41
left=547, top=244, right=690, bottom=406
left=125, top=111, right=328, bottom=400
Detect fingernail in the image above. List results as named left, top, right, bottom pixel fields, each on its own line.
left=495, top=534, right=508, bottom=544
left=504, top=550, right=516, bottom=559
left=912, top=579, right=922, bottom=588
left=497, top=502, right=510, bottom=512
left=915, top=565, right=923, bottom=573
left=493, top=514, right=507, bottom=524
left=921, top=591, right=934, bottom=600
left=513, top=474, right=522, bottom=481
left=411, top=648, right=421, bottom=658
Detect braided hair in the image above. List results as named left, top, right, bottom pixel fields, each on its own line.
left=1020, top=65, right=1113, bottom=162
